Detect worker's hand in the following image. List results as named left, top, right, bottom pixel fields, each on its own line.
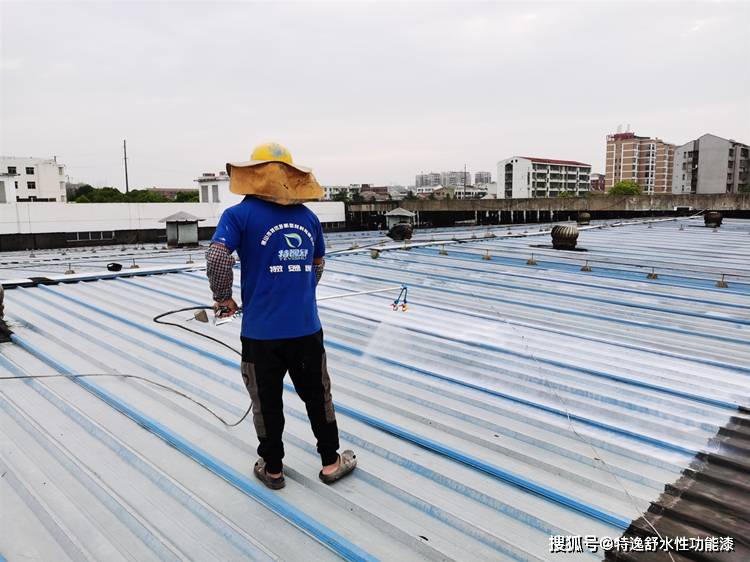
left=214, top=298, right=239, bottom=318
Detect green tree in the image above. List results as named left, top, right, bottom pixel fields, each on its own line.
left=351, top=192, right=364, bottom=203
left=75, top=194, right=91, bottom=203
left=558, top=191, right=572, bottom=198
left=332, top=191, right=350, bottom=203
left=739, top=184, right=750, bottom=193
left=608, top=180, right=641, bottom=196
left=404, top=190, right=418, bottom=201
left=73, top=184, right=95, bottom=200
left=174, top=190, right=199, bottom=202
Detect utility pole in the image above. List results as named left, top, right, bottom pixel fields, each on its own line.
left=123, top=139, right=130, bottom=194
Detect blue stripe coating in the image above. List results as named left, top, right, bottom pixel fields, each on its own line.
left=138, top=273, right=714, bottom=437
left=385, top=250, right=750, bottom=311
left=322, top=337, right=699, bottom=456
left=332, top=400, right=631, bottom=530
left=330, top=258, right=750, bottom=346
left=180, top=270, right=740, bottom=414
left=33, top=281, right=633, bottom=531
left=0, top=358, right=186, bottom=562
left=358, top=284, right=750, bottom=377
left=408, top=244, right=750, bottom=295
left=11, top=289, right=615, bottom=546
left=325, top=306, right=741, bottom=411
left=10, top=334, right=378, bottom=562
left=0, top=354, right=274, bottom=562
left=372, top=254, right=750, bottom=326
left=132, top=273, right=707, bottom=451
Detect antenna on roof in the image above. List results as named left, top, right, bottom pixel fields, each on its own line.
left=123, top=139, right=130, bottom=194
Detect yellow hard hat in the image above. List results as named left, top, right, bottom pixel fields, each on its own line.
left=225, top=141, right=323, bottom=204
left=251, top=142, right=294, bottom=165
left=227, top=142, right=311, bottom=174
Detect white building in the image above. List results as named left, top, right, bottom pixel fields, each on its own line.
left=474, top=171, right=492, bottom=185
left=440, top=171, right=471, bottom=188
left=415, top=185, right=439, bottom=195
left=0, top=156, right=67, bottom=203
left=415, top=173, right=442, bottom=188
left=194, top=171, right=234, bottom=204
left=672, top=133, right=750, bottom=194
left=322, top=184, right=362, bottom=200
left=496, top=157, right=591, bottom=199
left=453, top=185, right=489, bottom=199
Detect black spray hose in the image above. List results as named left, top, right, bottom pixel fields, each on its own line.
left=0, top=372, right=251, bottom=427
left=5, top=287, right=408, bottom=428
left=152, top=306, right=252, bottom=427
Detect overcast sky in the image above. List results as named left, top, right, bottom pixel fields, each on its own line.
left=2, top=1, right=749, bottom=189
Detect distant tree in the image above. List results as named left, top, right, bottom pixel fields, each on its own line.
left=351, top=192, right=365, bottom=203
left=174, top=190, right=199, bottom=202
left=97, top=187, right=129, bottom=202
left=73, top=184, right=95, bottom=200
left=332, top=191, right=350, bottom=203
left=608, top=180, right=641, bottom=196
left=68, top=186, right=196, bottom=203
left=739, top=184, right=750, bottom=193
left=404, top=190, right=418, bottom=201
left=558, top=191, right=572, bottom=198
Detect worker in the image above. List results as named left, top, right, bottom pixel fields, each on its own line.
left=206, top=142, right=356, bottom=489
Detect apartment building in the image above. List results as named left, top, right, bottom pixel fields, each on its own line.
left=496, top=157, right=591, bottom=199
left=590, top=173, right=606, bottom=192
left=605, top=132, right=675, bottom=193
left=672, top=133, right=750, bottom=194
left=440, top=171, right=471, bottom=188
left=415, top=173, right=442, bottom=188
left=0, top=156, right=67, bottom=202
left=322, top=184, right=362, bottom=200
left=474, top=171, right=492, bottom=185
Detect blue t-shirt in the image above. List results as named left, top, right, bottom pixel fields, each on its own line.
left=211, top=196, right=325, bottom=340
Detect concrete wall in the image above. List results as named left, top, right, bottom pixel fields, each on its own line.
left=0, top=200, right=345, bottom=237
left=349, top=192, right=750, bottom=214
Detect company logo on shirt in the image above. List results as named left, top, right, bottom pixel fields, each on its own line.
left=277, top=231, right=308, bottom=261
left=283, top=233, right=303, bottom=248
left=261, top=223, right=314, bottom=247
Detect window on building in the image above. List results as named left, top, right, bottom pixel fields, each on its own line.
left=14, top=181, right=19, bottom=188
left=7, top=166, right=16, bottom=174
left=27, top=181, right=36, bottom=189
left=25, top=167, right=35, bottom=175
left=211, top=184, right=219, bottom=202
left=58, top=167, right=64, bottom=175
left=201, top=185, right=208, bottom=202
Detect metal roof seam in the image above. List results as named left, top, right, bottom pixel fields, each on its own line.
left=9, top=334, right=380, bottom=562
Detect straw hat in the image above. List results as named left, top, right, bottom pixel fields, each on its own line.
left=226, top=142, right=323, bottom=205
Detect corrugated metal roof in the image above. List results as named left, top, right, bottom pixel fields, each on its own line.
left=1, top=217, right=748, bottom=561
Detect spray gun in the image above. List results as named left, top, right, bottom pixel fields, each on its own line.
left=214, top=306, right=242, bottom=326
left=186, top=307, right=242, bottom=327
left=175, top=284, right=408, bottom=333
